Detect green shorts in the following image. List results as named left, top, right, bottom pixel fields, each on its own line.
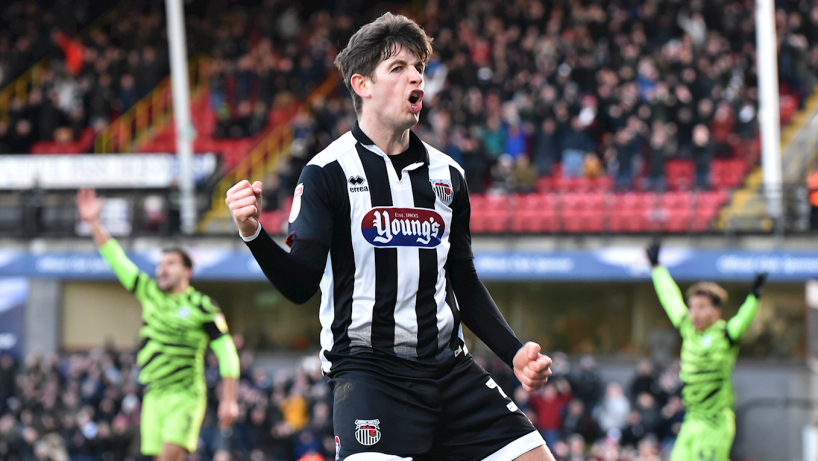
left=670, top=409, right=735, bottom=461
left=141, top=387, right=206, bottom=455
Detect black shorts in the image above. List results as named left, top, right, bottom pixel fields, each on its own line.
left=330, top=354, right=544, bottom=460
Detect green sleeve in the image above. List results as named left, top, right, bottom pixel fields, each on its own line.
left=98, top=239, right=141, bottom=293
left=726, top=294, right=760, bottom=342
left=210, top=334, right=240, bottom=378
left=651, top=266, right=688, bottom=328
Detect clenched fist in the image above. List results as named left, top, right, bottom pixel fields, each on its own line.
left=226, top=180, right=263, bottom=237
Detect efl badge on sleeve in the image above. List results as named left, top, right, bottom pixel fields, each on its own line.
left=354, top=419, right=381, bottom=446
left=430, top=179, right=453, bottom=206
left=214, top=314, right=229, bottom=333
left=289, top=183, right=304, bottom=223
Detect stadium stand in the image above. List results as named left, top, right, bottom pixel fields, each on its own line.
left=0, top=347, right=690, bottom=461
left=248, top=0, right=818, bottom=234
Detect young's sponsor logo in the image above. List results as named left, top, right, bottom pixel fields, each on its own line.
left=361, top=207, right=444, bottom=247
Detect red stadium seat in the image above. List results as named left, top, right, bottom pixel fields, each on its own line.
left=608, top=209, right=649, bottom=233
left=662, top=209, right=692, bottom=233
left=510, top=209, right=558, bottom=233
left=515, top=193, right=558, bottom=211
left=661, top=191, right=693, bottom=210
left=666, top=160, right=695, bottom=191
left=471, top=208, right=510, bottom=233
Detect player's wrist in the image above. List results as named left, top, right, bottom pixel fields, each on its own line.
left=239, top=222, right=262, bottom=241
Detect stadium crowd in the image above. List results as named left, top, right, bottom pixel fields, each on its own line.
left=0, top=343, right=686, bottom=461
left=263, top=0, right=818, bottom=204
left=0, top=0, right=358, bottom=153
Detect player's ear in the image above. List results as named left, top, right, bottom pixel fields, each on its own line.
left=350, top=73, right=371, bottom=99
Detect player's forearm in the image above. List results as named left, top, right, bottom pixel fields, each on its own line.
left=210, top=334, right=240, bottom=378
left=87, top=217, right=111, bottom=248
left=221, top=376, right=238, bottom=404
left=651, top=266, right=688, bottom=328
left=449, top=258, right=523, bottom=369
left=727, top=294, right=759, bottom=341
left=244, top=227, right=325, bottom=304
left=97, top=238, right=140, bottom=291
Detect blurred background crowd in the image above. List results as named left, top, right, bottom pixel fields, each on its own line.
left=0, top=344, right=685, bottom=461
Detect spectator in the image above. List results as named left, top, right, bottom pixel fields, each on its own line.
left=594, top=383, right=631, bottom=435
left=629, top=360, right=660, bottom=403
left=512, top=155, right=538, bottom=193
left=691, top=124, right=716, bottom=189
left=533, top=119, right=560, bottom=177
left=644, top=123, right=675, bottom=192
left=529, top=380, right=572, bottom=449
left=560, top=117, right=595, bottom=178
left=570, top=355, right=604, bottom=410
left=561, top=399, right=598, bottom=445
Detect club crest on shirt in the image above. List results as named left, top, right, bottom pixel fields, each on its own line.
left=177, top=306, right=189, bottom=319
left=335, top=436, right=340, bottom=460
left=361, top=207, right=445, bottom=248
left=430, top=179, right=453, bottom=206
left=354, top=419, right=381, bottom=446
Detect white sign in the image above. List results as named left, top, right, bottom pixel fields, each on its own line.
left=0, top=154, right=217, bottom=189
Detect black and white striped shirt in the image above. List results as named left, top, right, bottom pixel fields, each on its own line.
left=287, top=123, right=472, bottom=374
left=245, top=122, right=523, bottom=378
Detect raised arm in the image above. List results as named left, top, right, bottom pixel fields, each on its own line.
left=76, top=188, right=140, bottom=291
left=646, top=240, right=687, bottom=328
left=726, top=273, right=766, bottom=342
left=226, top=177, right=329, bottom=304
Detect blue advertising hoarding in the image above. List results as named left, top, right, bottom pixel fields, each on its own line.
left=0, top=278, right=28, bottom=358
left=0, top=247, right=817, bottom=282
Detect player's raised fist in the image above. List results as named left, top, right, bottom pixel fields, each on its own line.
left=226, top=180, right=264, bottom=237
left=513, top=342, right=553, bottom=392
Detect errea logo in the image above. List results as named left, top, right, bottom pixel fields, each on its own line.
left=348, top=176, right=368, bottom=192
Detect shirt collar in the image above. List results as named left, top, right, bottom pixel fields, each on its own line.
left=352, top=121, right=429, bottom=165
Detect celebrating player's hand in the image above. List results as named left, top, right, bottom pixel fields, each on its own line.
left=750, top=272, right=768, bottom=299
left=218, top=399, right=239, bottom=429
left=512, top=342, right=553, bottom=392
left=645, top=238, right=661, bottom=267
left=75, top=188, right=104, bottom=222
left=226, top=180, right=263, bottom=238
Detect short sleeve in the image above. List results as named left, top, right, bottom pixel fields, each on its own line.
left=447, top=167, right=474, bottom=261
left=195, top=293, right=229, bottom=341
left=287, top=164, right=335, bottom=247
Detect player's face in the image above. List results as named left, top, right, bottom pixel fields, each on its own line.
left=366, top=47, right=425, bottom=131
left=155, top=252, right=190, bottom=293
left=688, top=294, right=722, bottom=331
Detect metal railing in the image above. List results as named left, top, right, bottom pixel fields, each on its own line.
left=198, top=75, right=339, bottom=233
left=93, top=56, right=209, bottom=153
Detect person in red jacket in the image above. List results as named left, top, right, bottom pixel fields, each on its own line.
left=529, top=378, right=573, bottom=449
left=52, top=30, right=84, bottom=76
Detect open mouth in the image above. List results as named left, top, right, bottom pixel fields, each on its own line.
left=408, top=89, right=424, bottom=113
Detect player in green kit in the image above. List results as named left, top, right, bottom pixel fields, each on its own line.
left=645, top=240, right=766, bottom=461
left=76, top=189, right=240, bottom=461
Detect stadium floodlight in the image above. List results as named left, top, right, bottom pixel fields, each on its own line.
left=165, top=0, right=196, bottom=234
left=756, top=0, right=783, bottom=224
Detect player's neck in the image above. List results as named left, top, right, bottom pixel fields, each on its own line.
left=357, top=114, right=410, bottom=156
left=166, top=281, right=190, bottom=295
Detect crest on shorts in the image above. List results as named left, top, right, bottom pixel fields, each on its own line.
left=430, top=179, right=453, bottom=206
left=354, top=419, right=381, bottom=446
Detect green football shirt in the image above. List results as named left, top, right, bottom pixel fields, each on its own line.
left=99, top=239, right=230, bottom=392
left=652, top=267, right=759, bottom=420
